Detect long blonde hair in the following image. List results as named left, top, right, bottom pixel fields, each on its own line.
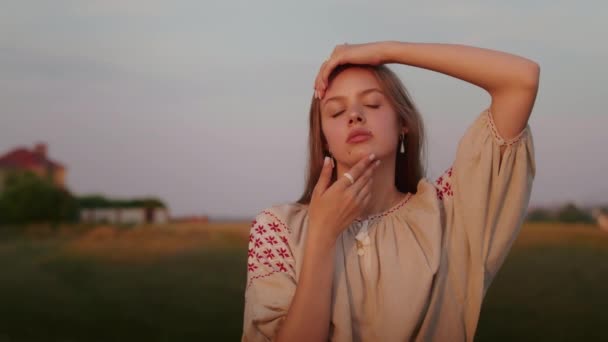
left=296, top=64, right=428, bottom=204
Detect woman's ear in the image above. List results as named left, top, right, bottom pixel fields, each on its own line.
left=401, top=121, right=409, bottom=135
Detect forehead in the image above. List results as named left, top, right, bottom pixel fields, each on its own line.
left=325, top=67, right=381, bottom=97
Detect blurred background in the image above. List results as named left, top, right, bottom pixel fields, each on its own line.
left=0, top=1, right=607, bottom=341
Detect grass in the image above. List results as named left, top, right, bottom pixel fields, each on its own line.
left=0, top=222, right=606, bottom=341
left=0, top=223, right=250, bottom=342
left=476, top=223, right=608, bottom=341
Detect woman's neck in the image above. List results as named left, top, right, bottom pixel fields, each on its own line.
left=337, top=156, right=406, bottom=220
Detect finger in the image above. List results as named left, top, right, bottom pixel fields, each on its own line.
left=359, top=189, right=372, bottom=208
left=354, top=178, right=373, bottom=204
left=315, top=59, right=329, bottom=93
left=312, top=156, right=334, bottom=197
left=350, top=159, right=379, bottom=194
left=337, top=154, right=377, bottom=190
left=349, top=160, right=379, bottom=193
left=319, top=57, right=342, bottom=98
left=318, top=58, right=330, bottom=89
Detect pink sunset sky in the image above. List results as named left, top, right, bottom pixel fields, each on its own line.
left=1, top=1, right=606, bottom=218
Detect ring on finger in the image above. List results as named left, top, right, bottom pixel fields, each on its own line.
left=343, top=172, right=354, bottom=185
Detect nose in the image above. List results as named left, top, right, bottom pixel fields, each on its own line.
left=348, top=110, right=365, bottom=125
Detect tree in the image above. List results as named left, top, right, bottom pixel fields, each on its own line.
left=77, top=195, right=166, bottom=209
left=526, top=207, right=554, bottom=222
left=0, top=171, right=78, bottom=225
left=556, top=202, right=594, bottom=224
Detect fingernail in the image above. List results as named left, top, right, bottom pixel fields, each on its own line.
left=314, top=90, right=318, bottom=99
left=368, top=153, right=375, bottom=160
left=324, top=156, right=329, bottom=166
left=375, top=160, right=381, bottom=166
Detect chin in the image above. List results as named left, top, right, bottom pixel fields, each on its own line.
left=353, top=144, right=396, bottom=160
left=347, top=146, right=375, bottom=161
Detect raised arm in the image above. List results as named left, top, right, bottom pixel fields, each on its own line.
left=314, top=41, right=540, bottom=150
left=382, top=42, right=539, bottom=143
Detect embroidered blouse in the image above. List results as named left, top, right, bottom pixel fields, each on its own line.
left=241, top=107, right=536, bottom=341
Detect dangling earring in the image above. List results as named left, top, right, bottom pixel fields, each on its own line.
left=400, top=133, right=407, bottom=155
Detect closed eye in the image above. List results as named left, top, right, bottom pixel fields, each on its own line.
left=332, top=105, right=380, bottom=118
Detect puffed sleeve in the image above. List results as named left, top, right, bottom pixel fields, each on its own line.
left=433, top=107, right=536, bottom=293
left=241, top=209, right=297, bottom=342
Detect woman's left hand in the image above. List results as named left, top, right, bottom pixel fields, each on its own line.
left=314, top=41, right=390, bottom=99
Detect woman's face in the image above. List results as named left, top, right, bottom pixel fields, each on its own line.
left=320, top=67, right=406, bottom=166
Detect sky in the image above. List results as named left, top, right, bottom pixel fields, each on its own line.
left=1, top=1, right=606, bottom=219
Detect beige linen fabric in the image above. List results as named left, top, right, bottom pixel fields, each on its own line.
left=242, top=107, right=535, bottom=341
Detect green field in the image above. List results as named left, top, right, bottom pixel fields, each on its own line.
left=0, top=222, right=606, bottom=341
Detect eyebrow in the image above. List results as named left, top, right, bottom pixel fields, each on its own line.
left=322, top=88, right=384, bottom=107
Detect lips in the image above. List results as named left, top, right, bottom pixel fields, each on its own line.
left=346, top=128, right=373, bottom=143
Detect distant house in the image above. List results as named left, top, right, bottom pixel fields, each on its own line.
left=0, top=144, right=171, bottom=225
left=80, top=207, right=170, bottom=225
left=0, top=142, right=66, bottom=191
left=78, top=195, right=170, bottom=225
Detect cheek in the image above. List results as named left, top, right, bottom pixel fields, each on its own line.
left=379, top=110, right=401, bottom=133
left=322, top=121, right=344, bottom=146
left=372, top=112, right=401, bottom=144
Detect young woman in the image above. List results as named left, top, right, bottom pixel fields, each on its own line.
left=241, top=41, right=539, bottom=341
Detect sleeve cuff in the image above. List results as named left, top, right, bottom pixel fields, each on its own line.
left=485, top=108, right=529, bottom=146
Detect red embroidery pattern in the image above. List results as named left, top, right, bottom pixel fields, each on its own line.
left=246, top=210, right=294, bottom=289
left=268, top=222, right=281, bottom=232
left=255, top=224, right=266, bottom=235
left=276, top=262, right=287, bottom=272
left=435, top=166, right=454, bottom=200
left=353, top=193, right=413, bottom=223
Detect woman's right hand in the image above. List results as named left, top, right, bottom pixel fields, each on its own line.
left=307, top=153, right=381, bottom=244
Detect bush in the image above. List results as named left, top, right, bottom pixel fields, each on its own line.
left=0, top=171, right=79, bottom=225
left=525, top=203, right=600, bottom=224
left=77, top=194, right=166, bottom=209
left=556, top=202, right=594, bottom=224
left=526, top=207, right=555, bottom=222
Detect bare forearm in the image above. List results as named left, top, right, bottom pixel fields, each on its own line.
left=275, top=231, right=336, bottom=342
left=381, top=41, right=539, bottom=92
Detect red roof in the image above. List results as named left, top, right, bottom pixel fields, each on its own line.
left=0, top=147, right=64, bottom=170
